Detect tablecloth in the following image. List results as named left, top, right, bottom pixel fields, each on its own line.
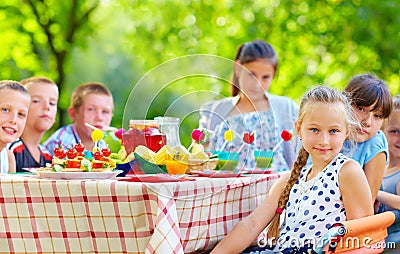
left=0, top=173, right=279, bottom=253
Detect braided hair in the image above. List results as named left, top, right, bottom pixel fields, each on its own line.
left=267, top=85, right=358, bottom=239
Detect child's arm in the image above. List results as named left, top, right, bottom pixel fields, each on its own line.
left=377, top=190, right=400, bottom=210
left=340, top=160, right=374, bottom=220
left=364, top=152, right=386, bottom=202
left=211, top=172, right=290, bottom=254
left=7, top=150, right=16, bottom=173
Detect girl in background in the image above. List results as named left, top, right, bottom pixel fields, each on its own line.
left=211, top=86, right=373, bottom=253
left=199, top=40, right=298, bottom=171
left=342, top=73, right=392, bottom=201
left=377, top=95, right=400, bottom=252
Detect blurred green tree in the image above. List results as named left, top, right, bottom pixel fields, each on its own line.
left=0, top=0, right=100, bottom=128
left=0, top=0, right=399, bottom=145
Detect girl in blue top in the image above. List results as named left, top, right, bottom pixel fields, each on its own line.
left=199, top=40, right=298, bottom=171
left=212, top=86, right=373, bottom=253
left=341, top=73, right=392, bottom=201
left=377, top=95, right=400, bottom=252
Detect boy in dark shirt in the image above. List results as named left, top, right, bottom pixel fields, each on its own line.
left=9, top=77, right=58, bottom=172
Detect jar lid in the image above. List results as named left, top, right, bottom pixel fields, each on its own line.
left=129, top=119, right=159, bottom=131
left=154, top=116, right=180, bottom=124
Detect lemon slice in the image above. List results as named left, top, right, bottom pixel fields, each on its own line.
left=191, top=143, right=204, bottom=154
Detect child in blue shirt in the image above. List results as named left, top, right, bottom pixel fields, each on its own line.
left=376, top=95, right=400, bottom=252
left=341, top=73, right=392, bottom=202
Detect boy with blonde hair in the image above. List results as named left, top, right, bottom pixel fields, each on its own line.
left=9, top=77, right=58, bottom=172
left=44, top=82, right=114, bottom=154
left=0, top=80, right=31, bottom=173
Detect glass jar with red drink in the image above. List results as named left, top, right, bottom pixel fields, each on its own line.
left=122, top=120, right=166, bottom=154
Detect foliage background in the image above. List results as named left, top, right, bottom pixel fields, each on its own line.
left=0, top=0, right=399, bottom=146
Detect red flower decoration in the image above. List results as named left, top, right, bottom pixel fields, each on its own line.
left=243, top=132, right=255, bottom=144
left=191, top=129, right=205, bottom=143
left=281, top=130, right=293, bottom=141
left=115, top=128, right=125, bottom=140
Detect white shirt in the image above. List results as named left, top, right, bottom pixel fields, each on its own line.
left=0, top=148, right=9, bottom=173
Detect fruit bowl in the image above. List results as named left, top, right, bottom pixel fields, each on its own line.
left=134, top=153, right=167, bottom=174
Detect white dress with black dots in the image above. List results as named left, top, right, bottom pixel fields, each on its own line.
left=274, top=153, right=349, bottom=252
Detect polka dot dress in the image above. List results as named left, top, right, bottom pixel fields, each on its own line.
left=274, top=153, right=349, bottom=252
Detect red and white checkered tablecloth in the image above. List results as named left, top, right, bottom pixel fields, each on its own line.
left=0, top=173, right=279, bottom=253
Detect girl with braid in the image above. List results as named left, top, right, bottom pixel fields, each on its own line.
left=211, top=86, right=373, bottom=254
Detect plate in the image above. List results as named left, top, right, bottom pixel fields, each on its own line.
left=192, top=171, right=242, bottom=178
left=22, top=167, right=45, bottom=173
left=241, top=169, right=273, bottom=174
left=118, top=174, right=191, bottom=183
left=36, top=170, right=123, bottom=180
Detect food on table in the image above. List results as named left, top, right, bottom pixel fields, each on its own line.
left=134, top=145, right=156, bottom=161
left=45, top=128, right=135, bottom=173
left=47, top=141, right=118, bottom=172
left=93, top=150, right=104, bottom=160
left=191, top=143, right=204, bottom=154
left=118, top=146, right=127, bottom=161
left=165, top=159, right=187, bottom=175
left=67, top=159, right=81, bottom=169
left=134, top=145, right=172, bottom=165
left=74, top=142, right=85, bottom=156
left=53, top=144, right=66, bottom=159
left=66, top=147, right=78, bottom=159
left=91, top=160, right=107, bottom=170
left=134, top=142, right=217, bottom=173
left=101, top=146, right=112, bottom=157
